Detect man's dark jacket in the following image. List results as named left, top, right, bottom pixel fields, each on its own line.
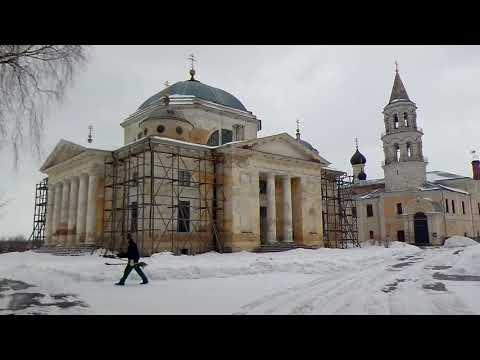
left=127, top=241, right=140, bottom=263
left=118, top=241, right=140, bottom=263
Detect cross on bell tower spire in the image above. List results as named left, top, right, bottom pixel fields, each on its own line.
left=188, top=53, right=196, bottom=81
left=296, top=119, right=301, bottom=141
left=395, top=60, right=399, bottom=73
left=355, top=137, right=359, bottom=150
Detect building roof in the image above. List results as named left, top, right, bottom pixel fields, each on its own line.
left=389, top=71, right=411, bottom=104
left=298, top=138, right=319, bottom=154
left=138, top=79, right=247, bottom=112
left=426, top=171, right=470, bottom=182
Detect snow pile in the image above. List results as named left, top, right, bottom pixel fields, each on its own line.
left=389, top=241, right=420, bottom=250
left=0, top=244, right=422, bottom=284
left=449, top=244, right=480, bottom=275
left=443, top=236, right=479, bottom=248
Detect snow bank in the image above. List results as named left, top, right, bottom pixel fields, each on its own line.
left=449, top=244, right=480, bottom=275
left=443, top=236, right=479, bottom=248
left=0, top=244, right=422, bottom=284
left=389, top=241, right=420, bottom=250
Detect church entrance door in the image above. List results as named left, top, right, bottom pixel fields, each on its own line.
left=259, top=207, right=267, bottom=244
left=414, top=212, right=429, bottom=245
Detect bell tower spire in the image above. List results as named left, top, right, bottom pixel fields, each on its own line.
left=381, top=63, right=427, bottom=191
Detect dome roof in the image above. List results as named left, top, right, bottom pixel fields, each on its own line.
left=139, top=80, right=247, bottom=112
left=350, top=149, right=366, bottom=165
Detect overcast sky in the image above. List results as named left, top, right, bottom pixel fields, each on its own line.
left=1, top=45, right=479, bottom=237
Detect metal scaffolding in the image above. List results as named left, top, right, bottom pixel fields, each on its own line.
left=28, top=177, right=48, bottom=248
left=321, top=171, right=360, bottom=249
left=102, top=137, right=224, bottom=256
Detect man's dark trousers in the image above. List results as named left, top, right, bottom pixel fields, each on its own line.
left=119, top=263, right=148, bottom=284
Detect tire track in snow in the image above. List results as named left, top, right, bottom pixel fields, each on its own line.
left=236, top=247, right=477, bottom=315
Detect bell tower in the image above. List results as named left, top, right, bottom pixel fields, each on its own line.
left=381, top=63, right=427, bottom=191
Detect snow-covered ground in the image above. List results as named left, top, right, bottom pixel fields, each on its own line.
left=1, top=241, right=480, bottom=315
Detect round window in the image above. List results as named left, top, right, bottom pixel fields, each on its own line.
left=176, top=126, right=183, bottom=135
left=157, top=125, right=165, bottom=133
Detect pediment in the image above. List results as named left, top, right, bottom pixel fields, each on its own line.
left=229, top=133, right=331, bottom=165
left=40, top=139, right=87, bottom=172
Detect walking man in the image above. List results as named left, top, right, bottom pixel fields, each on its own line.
left=115, top=234, right=149, bottom=285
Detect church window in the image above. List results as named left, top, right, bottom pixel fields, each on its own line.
left=406, top=143, right=411, bottom=158
left=179, top=170, right=191, bottom=187
left=394, top=144, right=400, bottom=162
left=259, top=180, right=267, bottom=194
left=132, top=171, right=138, bottom=187
left=157, top=125, right=165, bottom=133
left=177, top=201, right=190, bottom=232
left=144, top=128, right=148, bottom=136
left=404, top=112, right=409, bottom=127
left=130, top=202, right=138, bottom=232
left=352, top=206, right=357, bottom=218
left=233, top=124, right=245, bottom=141
left=207, top=130, right=219, bottom=146
left=452, top=200, right=455, bottom=214
left=176, top=126, right=183, bottom=135
left=445, top=198, right=449, bottom=213
left=396, top=203, right=403, bottom=215
left=367, top=204, right=373, bottom=217
left=393, top=114, right=399, bottom=129
left=221, top=129, right=233, bottom=145
left=369, top=230, right=374, bottom=239
left=478, top=202, right=480, bottom=214
left=462, top=201, right=466, bottom=214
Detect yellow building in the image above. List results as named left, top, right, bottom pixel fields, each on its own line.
left=352, top=68, right=480, bottom=246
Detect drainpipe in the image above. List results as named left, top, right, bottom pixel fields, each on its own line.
left=441, top=190, right=448, bottom=244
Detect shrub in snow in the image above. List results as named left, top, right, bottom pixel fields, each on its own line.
left=443, top=236, right=479, bottom=248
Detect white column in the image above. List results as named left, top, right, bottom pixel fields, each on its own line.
left=67, top=176, right=79, bottom=245
left=45, top=184, right=55, bottom=245
left=85, top=174, right=98, bottom=245
left=266, top=173, right=277, bottom=243
left=283, top=175, right=293, bottom=242
left=76, top=173, right=89, bottom=243
left=59, top=179, right=71, bottom=244
left=52, top=183, right=63, bottom=245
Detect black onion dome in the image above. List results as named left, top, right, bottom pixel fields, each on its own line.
left=357, top=169, right=367, bottom=180
left=350, top=149, right=366, bottom=165
left=139, top=80, right=247, bottom=112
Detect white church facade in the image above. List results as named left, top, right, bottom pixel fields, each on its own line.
left=38, top=67, right=345, bottom=255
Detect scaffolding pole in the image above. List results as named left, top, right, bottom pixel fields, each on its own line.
left=321, top=171, right=359, bottom=249
left=28, top=177, right=48, bottom=248
left=102, top=137, right=224, bottom=256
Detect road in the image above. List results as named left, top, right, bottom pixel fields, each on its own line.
left=233, top=247, right=480, bottom=315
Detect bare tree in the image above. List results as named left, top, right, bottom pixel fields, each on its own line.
left=0, top=45, right=89, bottom=166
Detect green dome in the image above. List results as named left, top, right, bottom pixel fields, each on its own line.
left=139, top=79, right=247, bottom=112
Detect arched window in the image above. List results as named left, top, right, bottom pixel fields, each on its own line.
left=404, top=112, right=409, bottom=127
left=393, top=114, right=399, bottom=129
left=394, top=144, right=400, bottom=161
left=406, top=142, right=411, bottom=158
left=207, top=130, right=219, bottom=146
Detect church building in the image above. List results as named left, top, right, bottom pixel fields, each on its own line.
left=351, top=67, right=480, bottom=246
left=38, top=65, right=345, bottom=255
